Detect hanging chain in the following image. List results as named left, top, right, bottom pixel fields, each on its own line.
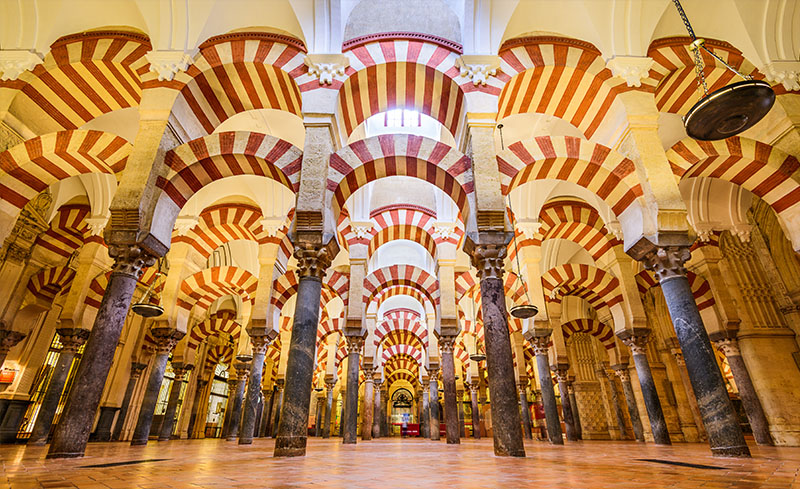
left=671, top=0, right=708, bottom=96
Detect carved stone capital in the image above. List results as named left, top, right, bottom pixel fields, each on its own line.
left=145, top=50, right=193, bottom=81
left=552, top=367, right=570, bottom=383
left=713, top=337, right=741, bottom=357
left=56, top=328, right=90, bottom=353
left=249, top=334, right=273, bottom=355
left=456, top=55, right=501, bottom=86
left=108, top=244, right=157, bottom=279
left=345, top=335, right=364, bottom=354
left=234, top=361, right=251, bottom=381
left=530, top=335, right=551, bottom=356
left=618, top=330, right=650, bottom=356
left=0, top=50, right=44, bottom=81
left=150, top=327, right=185, bottom=355
left=427, top=367, right=440, bottom=380
left=130, top=362, right=148, bottom=379
left=606, top=56, right=654, bottom=88
left=325, top=380, right=336, bottom=391
left=469, top=243, right=506, bottom=281
left=612, top=365, right=630, bottom=383
left=438, top=335, right=457, bottom=354
left=294, top=242, right=335, bottom=280
left=468, top=382, right=479, bottom=394
left=639, top=245, right=691, bottom=282
left=0, top=330, right=26, bottom=354
left=672, top=351, right=686, bottom=366
left=171, top=362, right=194, bottom=380
left=304, top=54, right=349, bottom=85
left=763, top=61, right=800, bottom=92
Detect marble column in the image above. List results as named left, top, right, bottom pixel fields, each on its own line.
left=271, top=382, right=284, bottom=437
left=240, top=334, right=272, bottom=444
left=613, top=365, right=645, bottom=442
left=131, top=328, right=184, bottom=446
left=468, top=240, right=526, bottom=456
left=361, top=367, right=374, bottom=441
left=0, top=329, right=26, bottom=370
left=221, top=377, right=237, bottom=437
left=531, top=335, right=563, bottom=445
left=48, top=246, right=156, bottom=458
left=187, top=377, right=210, bottom=439
left=457, top=390, right=466, bottom=438
left=554, top=367, right=578, bottom=442
left=518, top=379, right=533, bottom=440
left=428, top=368, right=440, bottom=441
left=712, top=335, right=773, bottom=446
left=314, top=395, right=324, bottom=436
left=381, top=387, right=389, bottom=436
left=323, top=381, right=335, bottom=438
left=274, top=242, right=333, bottom=457
left=619, top=332, right=671, bottom=445
left=260, top=388, right=274, bottom=437
left=599, top=367, right=629, bottom=439
left=567, top=379, right=582, bottom=440
left=469, top=383, right=480, bottom=439
left=226, top=361, right=250, bottom=441
left=342, top=336, right=364, bottom=445
left=158, top=362, right=193, bottom=441
left=669, top=348, right=707, bottom=442
left=27, top=328, right=90, bottom=445
left=638, top=245, right=749, bottom=457
left=439, top=337, right=460, bottom=444
left=112, top=362, right=148, bottom=441
left=420, top=379, right=429, bottom=438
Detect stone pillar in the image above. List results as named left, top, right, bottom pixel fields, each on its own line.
left=554, top=367, right=578, bottom=442
left=568, top=379, right=582, bottom=440
left=221, top=377, right=237, bottom=437
left=158, top=363, right=192, bottom=441
left=323, top=381, right=335, bottom=438
left=619, top=331, right=671, bottom=445
left=260, top=388, right=274, bottom=438
left=93, top=407, right=119, bottom=442
left=711, top=335, right=773, bottom=446
left=226, top=361, right=250, bottom=441
left=131, top=328, right=184, bottom=446
left=599, top=367, right=629, bottom=439
left=613, top=365, right=645, bottom=442
left=457, top=389, right=466, bottom=438
left=371, top=379, right=382, bottom=438
left=382, top=386, right=389, bottom=437
left=27, top=328, right=90, bottom=445
left=531, top=335, right=563, bottom=445
left=439, top=337, right=460, bottom=444
left=274, top=241, right=335, bottom=457
left=187, top=377, right=209, bottom=439
left=0, top=329, right=26, bottom=370
left=467, top=239, right=526, bottom=456
left=420, top=379, right=429, bottom=438
left=112, top=362, right=148, bottom=441
left=469, top=383, right=481, bottom=439
left=669, top=348, right=707, bottom=441
left=47, top=246, right=156, bottom=458
left=636, top=244, right=750, bottom=457
left=361, top=367, right=374, bottom=441
left=271, top=380, right=284, bottom=438
left=239, top=334, right=272, bottom=444
left=518, top=379, right=533, bottom=440
left=313, top=395, right=324, bottom=436
left=428, top=367, right=440, bottom=441
left=342, top=336, right=364, bottom=444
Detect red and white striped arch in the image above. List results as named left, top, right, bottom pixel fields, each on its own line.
left=380, top=345, right=425, bottom=366
left=177, top=266, right=258, bottom=312
left=329, top=134, right=472, bottom=222
left=159, top=131, right=302, bottom=209
left=166, top=33, right=307, bottom=138
left=635, top=269, right=715, bottom=311
left=498, top=136, right=643, bottom=216
left=204, top=345, right=234, bottom=370
left=0, top=130, right=130, bottom=211
left=497, top=36, right=646, bottom=139
left=647, top=37, right=777, bottom=116
left=386, top=370, right=418, bottom=387
left=363, top=264, right=440, bottom=308
left=541, top=263, right=623, bottom=311
left=666, top=137, right=800, bottom=218
left=374, top=309, right=429, bottom=349
left=35, top=205, right=92, bottom=259
left=561, top=318, right=615, bottom=350
left=383, top=353, right=422, bottom=376
left=271, top=270, right=342, bottom=314
left=187, top=311, right=242, bottom=350
left=27, top=266, right=75, bottom=301
left=379, top=329, right=426, bottom=355
left=2, top=31, right=150, bottom=134
left=375, top=285, right=430, bottom=312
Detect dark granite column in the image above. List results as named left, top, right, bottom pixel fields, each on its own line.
left=221, top=377, right=237, bottom=437
left=131, top=328, right=184, bottom=446
left=314, top=394, right=324, bottom=436
left=457, top=389, right=466, bottom=438
left=240, top=334, right=273, bottom=444
left=468, top=382, right=480, bottom=439
left=669, top=347, right=707, bottom=441
left=47, top=246, right=156, bottom=458
left=619, top=331, right=670, bottom=445
left=0, top=329, right=26, bottom=370
left=226, top=360, right=250, bottom=441
left=439, top=337, right=460, bottom=444
left=554, top=367, right=578, bottom=442
left=187, top=377, right=209, bottom=439
left=635, top=244, right=749, bottom=457
left=468, top=238, right=526, bottom=456
left=260, top=388, right=273, bottom=437
left=518, top=379, right=533, bottom=440
left=567, top=379, right=582, bottom=440
left=711, top=335, right=773, bottom=446
left=361, top=367, right=374, bottom=441
left=531, top=335, right=562, bottom=445
left=274, top=240, right=335, bottom=457
left=342, top=336, right=364, bottom=445
left=428, top=367, right=440, bottom=441
left=271, top=380, right=284, bottom=437
left=613, top=365, right=645, bottom=442
left=112, top=362, right=148, bottom=441
left=323, top=381, right=335, bottom=438
left=598, top=366, right=629, bottom=439
left=27, top=328, right=90, bottom=446
left=381, top=386, right=389, bottom=436
left=93, top=407, right=119, bottom=442
left=419, top=379, right=429, bottom=438
left=158, top=362, right=192, bottom=441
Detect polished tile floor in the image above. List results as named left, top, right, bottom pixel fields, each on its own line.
left=1, top=437, right=799, bottom=488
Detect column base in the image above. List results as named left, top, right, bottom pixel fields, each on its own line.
left=130, top=439, right=148, bottom=446
left=274, top=436, right=307, bottom=457
left=711, top=445, right=751, bottom=458
left=239, top=437, right=254, bottom=445
left=45, top=451, right=85, bottom=459
left=494, top=447, right=526, bottom=457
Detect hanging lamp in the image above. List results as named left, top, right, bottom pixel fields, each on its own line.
left=132, top=257, right=168, bottom=318
left=468, top=297, right=486, bottom=363
left=670, top=0, right=774, bottom=141
left=506, top=195, right=539, bottom=320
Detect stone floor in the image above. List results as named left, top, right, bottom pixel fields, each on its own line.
left=1, top=437, right=799, bottom=488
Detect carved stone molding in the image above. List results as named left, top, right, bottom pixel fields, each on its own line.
left=0, top=330, right=26, bottom=354
left=606, top=56, right=654, bottom=88
left=108, top=244, right=157, bottom=279
left=145, top=50, right=193, bottom=81
left=56, top=328, right=90, bottom=354
left=173, top=216, right=199, bottom=237
left=0, top=50, right=44, bottom=81
left=304, top=54, right=349, bottom=85
left=763, top=61, right=800, bottom=92
left=456, top=55, right=501, bottom=86
left=349, top=221, right=373, bottom=239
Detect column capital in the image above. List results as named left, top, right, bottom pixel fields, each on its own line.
left=617, top=329, right=651, bottom=356
left=611, top=364, right=631, bottom=382
left=428, top=366, right=440, bottom=380
left=628, top=239, right=692, bottom=282
left=249, top=334, right=274, bottom=355
left=108, top=244, right=157, bottom=279
left=465, top=239, right=508, bottom=280
left=344, top=335, right=364, bottom=354
left=529, top=334, right=551, bottom=356
left=150, top=327, right=185, bottom=355
left=467, top=382, right=479, bottom=394
left=325, top=380, right=336, bottom=391
left=293, top=240, right=337, bottom=279
left=234, top=361, right=250, bottom=381
left=56, top=327, right=90, bottom=353
left=171, top=362, right=194, bottom=379
left=552, top=366, right=570, bottom=383
left=130, top=362, right=148, bottom=379
left=0, top=329, right=26, bottom=354
left=711, top=336, right=741, bottom=357
left=438, top=335, right=457, bottom=353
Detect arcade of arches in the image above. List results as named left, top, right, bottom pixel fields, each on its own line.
left=1, top=1, right=800, bottom=487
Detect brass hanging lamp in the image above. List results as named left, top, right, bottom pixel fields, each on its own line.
left=132, top=257, right=168, bottom=318
left=671, top=0, right=774, bottom=141
left=506, top=195, right=539, bottom=320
